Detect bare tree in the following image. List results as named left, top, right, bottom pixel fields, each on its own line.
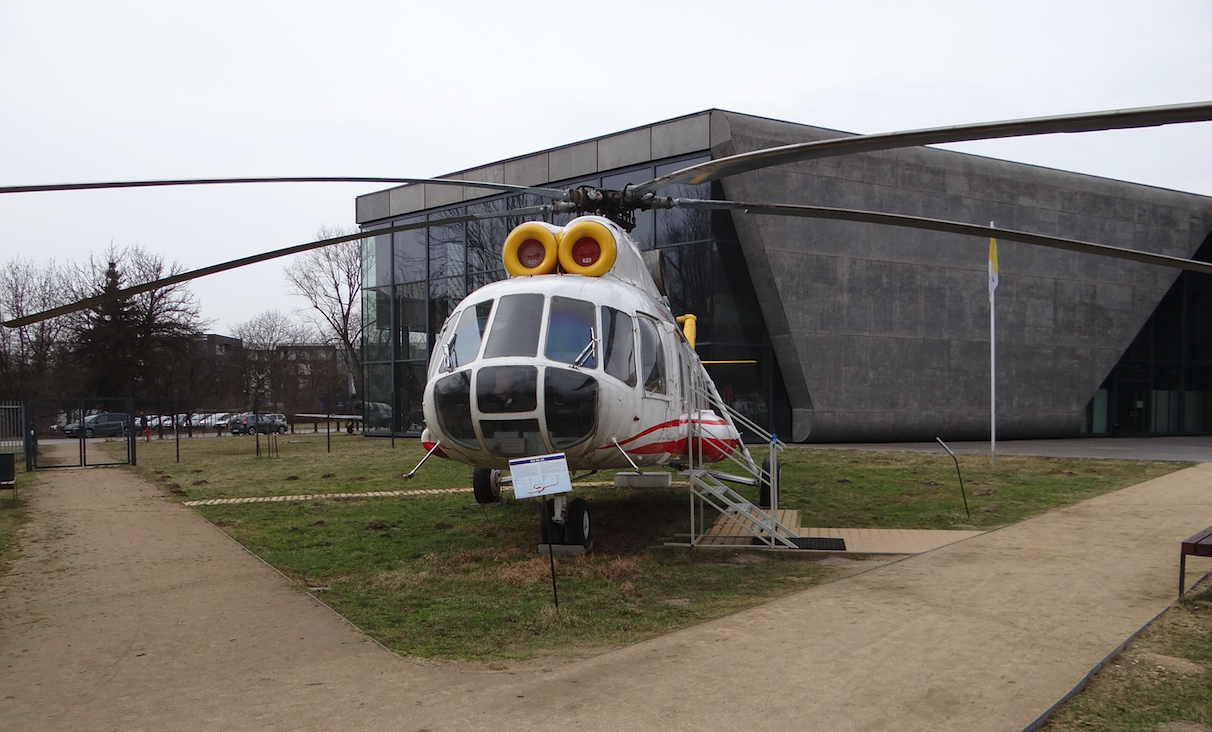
left=0, top=257, right=71, bottom=399
left=234, top=309, right=315, bottom=414
left=283, top=226, right=363, bottom=395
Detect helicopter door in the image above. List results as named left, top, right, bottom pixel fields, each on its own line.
left=637, top=315, right=674, bottom=456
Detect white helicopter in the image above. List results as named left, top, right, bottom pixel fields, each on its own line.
left=6, top=101, right=1212, bottom=551
left=413, top=213, right=753, bottom=548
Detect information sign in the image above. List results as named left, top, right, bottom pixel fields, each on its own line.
left=508, top=453, right=572, bottom=497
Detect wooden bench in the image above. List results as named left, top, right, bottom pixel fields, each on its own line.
left=1180, top=526, right=1212, bottom=597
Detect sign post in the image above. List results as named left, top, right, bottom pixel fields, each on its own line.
left=510, top=453, right=573, bottom=609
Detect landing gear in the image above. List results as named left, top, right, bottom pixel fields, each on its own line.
left=540, top=500, right=564, bottom=544
left=539, top=495, right=592, bottom=552
left=472, top=467, right=502, bottom=504
left=565, top=498, right=591, bottom=549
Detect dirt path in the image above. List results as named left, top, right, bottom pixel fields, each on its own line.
left=3, top=458, right=1211, bottom=731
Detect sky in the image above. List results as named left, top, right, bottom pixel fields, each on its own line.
left=1, top=0, right=1211, bottom=335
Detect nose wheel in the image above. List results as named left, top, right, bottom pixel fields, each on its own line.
left=472, top=467, right=502, bottom=504
left=540, top=496, right=592, bottom=552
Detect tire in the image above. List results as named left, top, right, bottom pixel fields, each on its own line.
left=540, top=500, right=564, bottom=545
left=758, top=457, right=779, bottom=509
left=86, top=428, right=95, bottom=438
left=565, top=498, right=591, bottom=549
left=472, top=468, right=502, bottom=504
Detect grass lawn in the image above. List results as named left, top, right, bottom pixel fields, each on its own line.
left=118, top=434, right=1188, bottom=665
left=1040, top=583, right=1212, bottom=731
left=0, top=458, right=31, bottom=578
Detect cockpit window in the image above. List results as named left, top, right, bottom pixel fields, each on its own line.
left=443, top=300, right=493, bottom=370
left=545, top=297, right=597, bottom=368
left=476, top=365, right=537, bottom=413
left=601, top=306, right=636, bottom=386
left=637, top=315, right=666, bottom=394
left=483, top=293, right=544, bottom=358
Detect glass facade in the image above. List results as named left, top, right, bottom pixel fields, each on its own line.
left=361, top=153, right=791, bottom=439
left=1082, top=234, right=1212, bottom=435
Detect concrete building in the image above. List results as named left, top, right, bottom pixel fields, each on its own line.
left=356, top=110, right=1212, bottom=442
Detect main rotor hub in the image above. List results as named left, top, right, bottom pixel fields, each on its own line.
left=554, top=186, right=674, bottom=231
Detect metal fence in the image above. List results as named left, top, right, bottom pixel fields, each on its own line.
left=1, top=401, right=24, bottom=457
left=29, top=398, right=135, bottom=468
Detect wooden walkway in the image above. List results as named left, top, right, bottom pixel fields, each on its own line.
left=698, top=508, right=985, bottom=554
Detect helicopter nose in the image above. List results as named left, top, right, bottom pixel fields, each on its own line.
left=430, top=364, right=599, bottom=459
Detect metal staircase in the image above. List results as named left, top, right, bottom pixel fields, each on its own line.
left=678, top=358, right=801, bottom=549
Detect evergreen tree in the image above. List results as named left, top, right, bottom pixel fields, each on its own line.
left=70, top=247, right=203, bottom=400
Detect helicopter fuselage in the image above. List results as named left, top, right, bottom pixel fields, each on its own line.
left=420, top=216, right=742, bottom=472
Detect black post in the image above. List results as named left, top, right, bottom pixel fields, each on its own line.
left=78, top=401, right=86, bottom=467
left=326, top=393, right=331, bottom=454
left=23, top=399, right=34, bottom=472
left=545, top=497, right=559, bottom=611
left=128, top=399, right=136, bottom=467
left=936, top=437, right=970, bottom=519
left=175, top=401, right=181, bottom=464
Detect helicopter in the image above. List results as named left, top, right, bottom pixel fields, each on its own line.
left=5, top=100, right=1212, bottom=550
left=413, top=213, right=753, bottom=549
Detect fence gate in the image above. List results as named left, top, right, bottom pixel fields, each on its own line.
left=28, top=398, right=136, bottom=469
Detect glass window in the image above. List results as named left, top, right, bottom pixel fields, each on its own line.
left=601, top=306, right=636, bottom=386
left=481, top=418, right=544, bottom=458
left=654, top=157, right=712, bottom=248
left=363, top=288, right=392, bottom=363
left=442, top=300, right=493, bottom=371
left=394, top=215, right=427, bottom=283
left=394, top=282, right=427, bottom=361
left=638, top=315, right=666, bottom=394
left=545, top=368, right=598, bottom=449
left=363, top=363, right=392, bottom=434
left=432, top=371, right=478, bottom=449
left=393, top=361, right=427, bottom=434
left=483, top=293, right=544, bottom=358
left=662, top=242, right=713, bottom=337
left=466, top=200, right=509, bottom=274
left=545, top=297, right=597, bottom=367
left=429, top=209, right=467, bottom=280
left=429, top=276, right=465, bottom=355
left=476, top=365, right=537, bottom=413
left=362, top=228, right=392, bottom=289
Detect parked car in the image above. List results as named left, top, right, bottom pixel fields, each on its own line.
left=227, top=413, right=250, bottom=434
left=234, top=414, right=287, bottom=435
left=63, top=412, right=131, bottom=438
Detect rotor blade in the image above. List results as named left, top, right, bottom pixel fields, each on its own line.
left=633, top=101, right=1212, bottom=195
left=674, top=198, right=1212, bottom=275
left=0, top=177, right=571, bottom=201
left=1, top=204, right=552, bottom=329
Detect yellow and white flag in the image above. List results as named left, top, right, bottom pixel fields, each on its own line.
left=988, top=237, right=999, bottom=294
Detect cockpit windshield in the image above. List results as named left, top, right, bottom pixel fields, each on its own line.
left=545, top=296, right=597, bottom=368
left=483, top=293, right=544, bottom=359
left=442, top=300, right=493, bottom=371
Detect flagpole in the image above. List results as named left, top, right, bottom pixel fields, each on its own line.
left=989, top=221, right=998, bottom=466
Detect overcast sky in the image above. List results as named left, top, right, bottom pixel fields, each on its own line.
left=2, top=0, right=1210, bottom=334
